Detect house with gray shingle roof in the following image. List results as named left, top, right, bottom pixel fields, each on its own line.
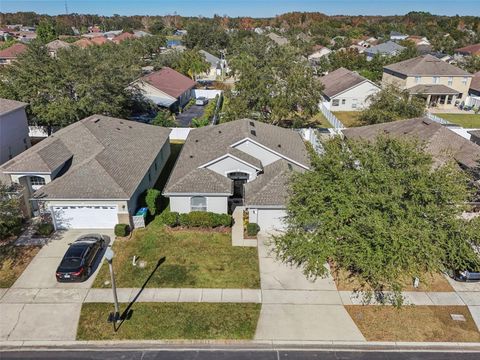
left=1, top=115, right=171, bottom=229
left=382, top=54, right=473, bottom=109
left=320, top=68, right=380, bottom=111
left=0, top=98, right=30, bottom=165
left=364, top=41, right=405, bottom=60
left=163, top=119, right=309, bottom=232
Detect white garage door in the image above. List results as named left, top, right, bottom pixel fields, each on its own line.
left=256, top=209, right=287, bottom=233
left=52, top=205, right=118, bottom=229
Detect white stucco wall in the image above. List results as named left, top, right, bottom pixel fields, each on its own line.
left=169, top=196, right=228, bottom=214
left=328, top=81, right=380, bottom=111
left=0, top=107, right=31, bottom=165
left=205, top=156, right=258, bottom=181
left=233, top=140, right=282, bottom=166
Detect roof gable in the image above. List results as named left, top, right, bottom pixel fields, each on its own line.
left=320, top=68, right=370, bottom=98
left=139, top=67, right=196, bottom=99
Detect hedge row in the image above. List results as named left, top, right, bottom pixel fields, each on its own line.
left=157, top=210, right=232, bottom=228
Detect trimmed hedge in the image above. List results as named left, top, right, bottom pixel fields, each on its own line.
left=246, top=223, right=260, bottom=236
left=114, top=223, right=130, bottom=237
left=145, top=189, right=162, bottom=216
left=35, top=222, right=54, bottom=237
left=157, top=210, right=232, bottom=228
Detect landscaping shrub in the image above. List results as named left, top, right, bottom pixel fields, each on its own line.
left=177, top=211, right=233, bottom=228
left=114, top=223, right=130, bottom=237
left=35, top=222, right=54, bottom=237
left=145, top=189, right=161, bottom=216
left=157, top=210, right=179, bottom=227
left=246, top=223, right=260, bottom=236
left=212, top=213, right=233, bottom=227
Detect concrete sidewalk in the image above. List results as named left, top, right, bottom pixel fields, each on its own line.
left=232, top=206, right=257, bottom=247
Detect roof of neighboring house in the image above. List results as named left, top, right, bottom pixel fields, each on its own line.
left=113, top=32, right=135, bottom=43
left=342, top=117, right=480, bottom=170
left=73, top=38, right=93, bottom=48
left=90, top=36, right=108, bottom=45
left=470, top=71, right=480, bottom=93
left=46, top=39, right=70, bottom=51
left=244, top=159, right=304, bottom=206
left=1, top=115, right=171, bottom=200
left=365, top=41, right=405, bottom=56
left=320, top=67, right=374, bottom=98
left=139, top=67, right=196, bottom=99
left=408, top=84, right=460, bottom=95
left=0, top=43, right=27, bottom=58
left=390, top=31, right=407, bottom=37
left=199, top=50, right=221, bottom=67
left=267, top=32, right=289, bottom=46
left=469, top=129, right=480, bottom=139
left=455, top=43, right=480, bottom=56
left=163, top=119, right=309, bottom=195
left=384, top=54, right=471, bottom=76
left=0, top=98, right=27, bottom=116
left=133, top=30, right=151, bottom=38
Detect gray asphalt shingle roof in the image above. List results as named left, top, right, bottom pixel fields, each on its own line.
left=163, top=119, right=309, bottom=195
left=365, top=41, right=405, bottom=56
left=320, top=68, right=369, bottom=98
left=2, top=115, right=171, bottom=200
left=408, top=84, right=460, bottom=95
left=0, top=98, right=27, bottom=116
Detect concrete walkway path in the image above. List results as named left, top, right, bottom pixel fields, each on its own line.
left=231, top=206, right=257, bottom=247
left=254, top=233, right=365, bottom=342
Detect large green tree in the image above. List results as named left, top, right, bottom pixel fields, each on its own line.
left=223, top=38, right=323, bottom=125
left=273, top=137, right=480, bottom=302
left=36, top=19, right=57, bottom=43
left=359, top=85, right=426, bottom=125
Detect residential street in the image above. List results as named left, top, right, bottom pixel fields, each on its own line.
left=2, top=350, right=480, bottom=360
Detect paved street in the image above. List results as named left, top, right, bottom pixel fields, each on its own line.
left=2, top=350, right=480, bottom=360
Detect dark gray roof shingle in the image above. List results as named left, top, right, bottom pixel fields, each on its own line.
left=320, top=68, right=369, bottom=98
left=408, top=84, right=460, bottom=95
left=0, top=98, right=27, bottom=116
left=384, top=55, right=472, bottom=77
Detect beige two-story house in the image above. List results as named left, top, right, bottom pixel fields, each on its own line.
left=382, top=55, right=472, bottom=109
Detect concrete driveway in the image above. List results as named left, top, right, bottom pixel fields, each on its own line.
left=176, top=105, right=206, bottom=127
left=0, top=229, right=114, bottom=342
left=255, top=233, right=365, bottom=341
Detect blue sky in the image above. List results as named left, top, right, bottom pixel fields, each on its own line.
left=1, top=0, right=479, bottom=17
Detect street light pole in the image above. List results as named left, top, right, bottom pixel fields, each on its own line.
left=104, top=248, right=120, bottom=322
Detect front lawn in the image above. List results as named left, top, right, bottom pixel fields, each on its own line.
left=0, top=245, right=40, bottom=287
left=346, top=305, right=480, bottom=342
left=77, top=302, right=260, bottom=340
left=435, top=113, right=480, bottom=128
left=93, top=221, right=260, bottom=288
left=332, top=265, right=454, bottom=292
left=332, top=111, right=364, bottom=127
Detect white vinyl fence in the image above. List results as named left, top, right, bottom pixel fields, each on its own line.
left=319, top=103, right=345, bottom=129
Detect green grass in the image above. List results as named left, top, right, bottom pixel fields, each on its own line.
left=332, top=111, right=364, bottom=127
left=77, top=302, right=261, bottom=340
left=93, top=223, right=260, bottom=288
left=308, top=112, right=332, bottom=128
left=434, top=113, right=480, bottom=128
left=0, top=245, right=40, bottom=287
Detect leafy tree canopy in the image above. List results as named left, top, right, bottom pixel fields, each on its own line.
left=151, top=110, right=177, bottom=127
left=273, top=137, right=480, bottom=302
left=36, top=19, right=57, bottom=43
left=359, top=85, right=426, bottom=125
left=0, top=182, right=23, bottom=240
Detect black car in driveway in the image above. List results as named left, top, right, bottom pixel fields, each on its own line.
left=56, top=234, right=107, bottom=282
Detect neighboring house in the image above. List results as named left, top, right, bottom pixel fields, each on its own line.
left=175, top=30, right=187, bottom=36
left=134, top=67, right=196, bottom=109
left=133, top=30, right=152, bottom=38
left=266, top=32, right=289, bottom=46
left=73, top=38, right=93, bottom=48
left=469, top=71, right=480, bottom=97
left=355, top=36, right=378, bottom=48
left=91, top=36, right=108, bottom=45
left=469, top=130, right=480, bottom=146
left=349, top=44, right=366, bottom=54
left=163, top=119, right=310, bottom=232
left=320, top=67, right=381, bottom=111
left=455, top=44, right=480, bottom=57
left=307, top=45, right=332, bottom=63
left=0, top=98, right=31, bottom=165
left=0, top=115, right=171, bottom=229
left=343, top=117, right=480, bottom=177
left=365, top=41, right=405, bottom=60
left=112, top=32, right=135, bottom=44
left=390, top=31, right=408, bottom=41
left=407, top=35, right=430, bottom=46
left=0, top=43, right=27, bottom=65
left=198, top=50, right=227, bottom=80
left=382, top=55, right=473, bottom=109
left=46, top=39, right=70, bottom=57
left=104, top=30, right=123, bottom=39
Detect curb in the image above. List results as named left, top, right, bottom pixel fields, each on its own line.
left=1, top=340, right=480, bottom=352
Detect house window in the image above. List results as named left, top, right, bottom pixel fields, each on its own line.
left=332, top=99, right=340, bottom=106
left=341, top=99, right=346, bottom=105
left=432, top=76, right=440, bottom=84
left=190, top=196, right=207, bottom=212
left=30, top=176, right=46, bottom=186
left=415, top=76, right=421, bottom=84
left=448, top=77, right=453, bottom=86
left=462, top=77, right=468, bottom=85
left=352, top=99, right=358, bottom=109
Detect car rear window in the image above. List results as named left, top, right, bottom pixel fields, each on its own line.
left=65, top=245, right=86, bottom=258
left=60, top=257, right=82, bottom=269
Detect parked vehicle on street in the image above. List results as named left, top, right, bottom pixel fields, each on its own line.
left=450, top=268, right=480, bottom=282
left=195, top=97, right=209, bottom=106
left=56, top=234, right=107, bottom=282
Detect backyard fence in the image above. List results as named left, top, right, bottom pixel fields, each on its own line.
left=426, top=112, right=454, bottom=126
left=319, top=103, right=345, bottom=129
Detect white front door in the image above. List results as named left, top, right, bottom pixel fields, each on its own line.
left=52, top=205, right=118, bottom=229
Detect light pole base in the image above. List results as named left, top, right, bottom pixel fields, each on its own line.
left=107, top=311, right=121, bottom=323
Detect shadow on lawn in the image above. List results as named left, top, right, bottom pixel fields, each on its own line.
left=112, top=256, right=166, bottom=332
